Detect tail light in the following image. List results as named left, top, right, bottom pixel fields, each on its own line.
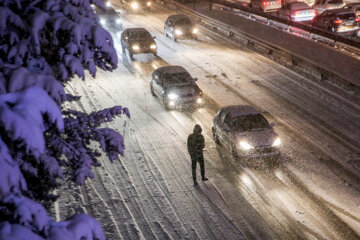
left=310, top=10, right=315, bottom=15
left=276, top=0, right=281, bottom=4
left=327, top=5, right=331, bottom=9
left=334, top=19, right=343, bottom=24
left=355, top=15, right=360, bottom=22
left=262, top=1, right=269, bottom=6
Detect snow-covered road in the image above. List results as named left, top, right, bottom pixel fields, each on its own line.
left=55, top=3, right=360, bottom=239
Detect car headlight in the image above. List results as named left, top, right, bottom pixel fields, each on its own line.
left=192, top=28, right=199, bottom=34
left=90, top=4, right=95, bottom=8
left=196, top=98, right=203, bottom=104
left=167, top=93, right=178, bottom=100
left=116, top=18, right=122, bottom=24
left=150, top=44, right=157, bottom=49
left=240, top=141, right=253, bottom=151
left=147, top=1, right=152, bottom=6
left=272, top=137, right=281, bottom=147
left=175, top=29, right=183, bottom=36
left=131, top=2, right=139, bottom=9
left=132, top=44, right=140, bottom=51
left=106, top=1, right=112, bottom=7
left=100, top=18, right=106, bottom=25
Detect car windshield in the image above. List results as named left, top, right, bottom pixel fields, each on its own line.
left=328, top=0, right=342, bottom=4
left=162, top=72, right=192, bottom=85
left=232, top=114, right=270, bottom=132
left=175, top=18, right=191, bottom=25
left=337, top=13, right=356, bottom=19
left=128, top=30, right=151, bottom=39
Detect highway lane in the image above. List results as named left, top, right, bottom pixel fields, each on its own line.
left=55, top=3, right=360, bottom=239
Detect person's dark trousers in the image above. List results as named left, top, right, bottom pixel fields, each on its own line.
left=191, top=153, right=205, bottom=183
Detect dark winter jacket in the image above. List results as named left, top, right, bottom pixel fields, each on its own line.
left=187, top=124, right=205, bottom=155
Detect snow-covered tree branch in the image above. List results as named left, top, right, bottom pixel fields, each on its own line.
left=0, top=0, right=129, bottom=239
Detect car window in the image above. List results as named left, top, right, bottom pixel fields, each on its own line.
left=224, top=115, right=232, bottom=128
left=337, top=13, right=356, bottom=19
left=128, top=30, right=151, bottom=39
left=232, top=114, right=270, bottom=132
left=219, top=111, right=227, bottom=124
left=161, top=72, right=192, bottom=85
left=291, top=3, right=310, bottom=10
left=328, top=0, right=342, bottom=4
left=174, top=18, right=191, bottom=25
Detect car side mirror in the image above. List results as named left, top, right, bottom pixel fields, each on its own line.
left=193, top=77, right=198, bottom=81
left=270, top=122, right=275, bottom=128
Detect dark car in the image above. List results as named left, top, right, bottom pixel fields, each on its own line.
left=95, top=6, right=122, bottom=30
left=250, top=0, right=281, bottom=12
left=312, top=9, right=359, bottom=36
left=313, top=0, right=345, bottom=15
left=277, top=2, right=316, bottom=22
left=122, top=0, right=152, bottom=12
left=212, top=105, right=281, bottom=159
left=164, top=14, right=199, bottom=41
left=120, top=28, right=157, bottom=60
left=150, top=66, right=203, bottom=109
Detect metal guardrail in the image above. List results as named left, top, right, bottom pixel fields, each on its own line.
left=214, top=0, right=360, bottom=50
left=165, top=0, right=360, bottom=88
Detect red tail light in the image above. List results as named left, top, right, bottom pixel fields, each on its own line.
left=327, top=5, right=331, bottom=9
left=355, top=15, right=360, bottom=22
left=334, top=19, right=343, bottom=24
left=262, top=1, right=269, bottom=6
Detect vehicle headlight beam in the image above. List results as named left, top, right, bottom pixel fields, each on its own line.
left=272, top=137, right=281, bottom=147
left=240, top=141, right=253, bottom=151
left=168, top=93, right=178, bottom=100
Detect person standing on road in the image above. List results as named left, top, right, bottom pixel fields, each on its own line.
left=187, top=124, right=208, bottom=186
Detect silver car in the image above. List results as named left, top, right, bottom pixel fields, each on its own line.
left=313, top=0, right=345, bottom=15
left=212, top=105, right=281, bottom=159
left=150, top=66, right=203, bottom=109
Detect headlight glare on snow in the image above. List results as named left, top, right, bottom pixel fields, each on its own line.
left=116, top=18, right=122, bottom=24
left=192, top=28, right=199, bottom=34
left=131, top=2, right=139, bottom=9
left=175, top=29, right=183, bottom=36
left=167, top=93, right=178, bottom=100
left=272, top=137, right=281, bottom=147
left=106, top=1, right=112, bottom=7
left=150, top=44, right=157, bottom=49
left=240, top=141, right=253, bottom=151
left=100, top=18, right=106, bottom=25
left=132, top=44, right=140, bottom=51
left=169, top=101, right=176, bottom=107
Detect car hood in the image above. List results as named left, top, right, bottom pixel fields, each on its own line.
left=233, top=128, right=278, bottom=147
left=166, top=85, right=199, bottom=96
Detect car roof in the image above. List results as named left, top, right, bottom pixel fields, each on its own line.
left=322, top=8, right=356, bottom=14
left=288, top=2, right=311, bottom=9
left=168, top=14, right=190, bottom=21
left=154, top=65, right=188, bottom=74
left=221, top=105, right=260, bottom=117
left=344, top=2, right=360, bottom=8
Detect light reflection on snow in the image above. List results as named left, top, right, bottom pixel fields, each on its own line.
left=151, top=62, right=158, bottom=70
left=240, top=173, right=254, bottom=189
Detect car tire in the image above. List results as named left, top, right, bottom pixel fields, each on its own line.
left=150, top=84, right=155, bottom=96
left=231, top=143, right=239, bottom=160
left=165, top=28, right=168, bottom=37
left=173, top=36, right=177, bottom=42
left=212, top=128, right=220, bottom=145
left=129, top=52, right=134, bottom=61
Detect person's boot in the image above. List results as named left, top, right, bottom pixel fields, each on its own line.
left=193, top=181, right=199, bottom=186
left=202, top=177, right=208, bottom=181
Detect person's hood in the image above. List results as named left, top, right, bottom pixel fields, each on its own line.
left=193, top=124, right=202, bottom=134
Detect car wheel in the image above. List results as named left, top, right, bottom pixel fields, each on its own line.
left=173, top=36, right=177, bottom=42
left=153, top=51, right=158, bottom=57
left=150, top=84, right=155, bottom=96
left=231, top=143, right=239, bottom=160
left=165, top=28, right=168, bottom=37
left=129, top=52, right=134, bottom=61
left=212, top=128, right=220, bottom=145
